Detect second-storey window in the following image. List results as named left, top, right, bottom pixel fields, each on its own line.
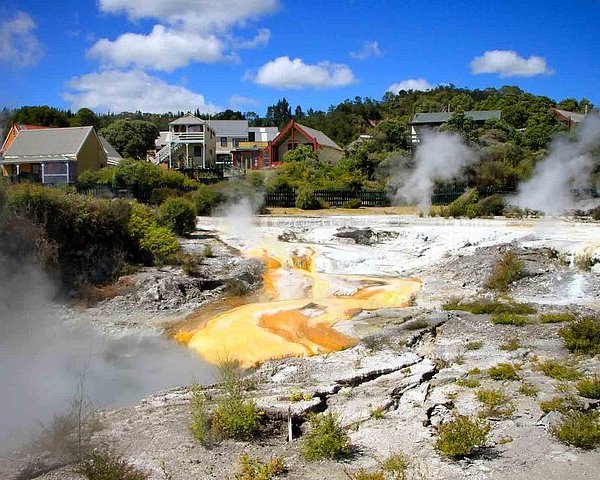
left=220, top=137, right=227, bottom=147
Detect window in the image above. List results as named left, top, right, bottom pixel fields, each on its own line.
left=194, top=146, right=203, bottom=157
left=220, top=137, right=227, bottom=147
left=233, top=138, right=241, bottom=148
left=248, top=131, right=256, bottom=142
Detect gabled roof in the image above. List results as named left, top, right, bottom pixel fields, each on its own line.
left=295, top=123, right=341, bottom=150
left=2, top=126, right=94, bottom=160
left=156, top=131, right=169, bottom=147
left=99, top=135, right=122, bottom=165
left=209, top=120, right=249, bottom=137
left=551, top=108, right=586, bottom=124
left=249, top=126, right=279, bottom=142
left=169, top=113, right=205, bottom=125
left=411, top=110, right=501, bottom=124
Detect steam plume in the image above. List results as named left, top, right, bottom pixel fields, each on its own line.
left=395, top=130, right=475, bottom=208
left=514, top=115, right=600, bottom=215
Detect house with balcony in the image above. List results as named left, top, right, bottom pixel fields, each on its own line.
left=153, top=113, right=217, bottom=169
left=209, top=120, right=250, bottom=165
left=267, top=121, right=343, bottom=165
left=0, top=126, right=106, bottom=184
left=231, top=126, right=280, bottom=171
left=409, top=110, right=502, bottom=144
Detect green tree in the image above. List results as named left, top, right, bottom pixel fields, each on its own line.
left=266, top=98, right=292, bottom=128
left=70, top=108, right=100, bottom=130
left=11, top=106, right=70, bottom=127
left=100, top=120, right=159, bottom=159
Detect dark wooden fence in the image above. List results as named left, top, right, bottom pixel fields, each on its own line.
left=430, top=186, right=515, bottom=205
left=264, top=189, right=389, bottom=208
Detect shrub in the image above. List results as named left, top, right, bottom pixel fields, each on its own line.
left=536, top=360, right=582, bottom=381
left=485, top=252, right=525, bottom=291
left=491, top=313, right=528, bottom=326
left=214, top=390, right=262, bottom=442
left=456, top=378, right=481, bottom=388
left=77, top=450, right=149, bottom=480
left=189, top=384, right=219, bottom=446
left=139, top=225, right=179, bottom=263
left=539, top=397, right=567, bottom=414
left=158, top=197, right=197, bottom=236
left=190, top=184, right=224, bottom=216
left=301, top=412, right=351, bottom=461
left=435, top=415, right=490, bottom=459
left=559, top=317, right=600, bottom=355
left=552, top=411, right=600, bottom=449
left=288, top=387, right=312, bottom=402
left=351, top=469, right=384, bottom=480
left=577, top=376, right=600, bottom=399
left=499, top=337, right=521, bottom=351
left=149, top=187, right=181, bottom=205
left=295, top=187, right=324, bottom=210
left=381, top=453, right=408, bottom=480
left=540, top=312, right=577, bottom=324
left=488, top=363, right=520, bottom=381
left=443, top=188, right=479, bottom=218
left=477, top=194, right=505, bottom=217
left=465, top=341, right=483, bottom=351
left=233, top=453, right=286, bottom=480
left=519, top=383, right=539, bottom=397
left=442, top=298, right=535, bottom=315
left=342, top=198, right=362, bottom=209
left=476, top=388, right=515, bottom=418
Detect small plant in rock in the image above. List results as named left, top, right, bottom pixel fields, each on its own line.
left=288, top=387, right=312, bottom=402
left=301, top=412, right=351, bottom=461
left=468, top=368, right=482, bottom=375
left=442, top=298, right=535, bottom=315
left=233, top=453, right=286, bottom=480
left=476, top=388, right=515, bottom=418
left=77, top=450, right=149, bottom=480
left=552, top=410, right=600, bottom=449
left=465, top=341, right=483, bottom=351
left=485, top=252, right=525, bottom=292
left=380, top=453, right=408, bottom=480
left=189, top=384, right=220, bottom=446
left=577, top=376, right=600, bottom=399
left=370, top=407, right=386, bottom=419
left=435, top=415, right=490, bottom=459
left=350, top=469, right=384, bottom=480
left=488, top=363, right=521, bottom=381
left=536, top=360, right=582, bottom=381
left=491, top=313, right=528, bottom=326
left=540, top=312, right=576, bottom=324
left=203, top=244, right=214, bottom=257
left=519, top=383, right=539, bottom=397
left=559, top=317, right=600, bottom=355
left=539, top=397, right=568, bottom=414
left=574, top=252, right=598, bottom=272
left=456, top=378, right=481, bottom=388
left=499, top=337, right=521, bottom=351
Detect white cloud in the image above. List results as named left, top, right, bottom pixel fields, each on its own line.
left=234, top=28, right=271, bottom=49
left=253, top=56, right=356, bottom=89
left=98, top=0, right=280, bottom=32
left=229, top=95, right=260, bottom=108
left=0, top=11, right=44, bottom=68
left=387, top=78, right=434, bottom=93
left=64, top=70, right=221, bottom=113
left=470, top=50, right=553, bottom=77
left=88, top=25, right=226, bottom=72
left=349, top=41, right=382, bottom=60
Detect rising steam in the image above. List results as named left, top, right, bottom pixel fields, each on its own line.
left=395, top=130, right=476, bottom=208
left=514, top=115, right=600, bottom=215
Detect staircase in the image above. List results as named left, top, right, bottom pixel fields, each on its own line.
left=153, top=142, right=184, bottom=166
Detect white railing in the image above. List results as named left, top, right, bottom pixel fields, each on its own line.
left=169, top=132, right=205, bottom=142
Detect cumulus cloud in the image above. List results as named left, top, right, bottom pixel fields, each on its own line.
left=349, top=40, right=382, bottom=60
left=470, top=49, right=553, bottom=77
left=253, top=56, right=356, bottom=89
left=230, top=95, right=260, bottom=108
left=234, top=28, right=271, bottom=49
left=387, top=78, right=434, bottom=93
left=98, top=0, right=280, bottom=32
left=0, top=11, right=45, bottom=68
left=88, top=25, right=226, bottom=72
left=64, top=70, right=221, bottom=113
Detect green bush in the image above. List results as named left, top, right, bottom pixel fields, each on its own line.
left=158, top=197, right=197, bottom=236
left=488, top=363, right=520, bottom=381
left=381, top=453, right=408, bottom=479
left=539, top=397, right=567, bottom=414
left=456, top=378, right=481, bottom=388
left=536, top=360, right=582, bottom=381
left=443, top=188, right=479, bottom=218
left=519, top=383, right=539, bottom=397
left=485, top=252, right=525, bottom=291
left=577, top=376, right=600, bottom=399
left=476, top=388, right=515, bottom=418
left=190, top=184, right=224, bottom=216
left=499, top=337, right=521, bottom=350
left=559, top=317, right=600, bottom=355
left=552, top=411, right=600, bottom=449
left=77, top=450, right=149, bottom=480
left=139, top=225, right=179, bottom=263
left=491, top=313, right=528, bottom=326
left=149, top=187, right=181, bottom=205
left=295, top=187, right=327, bottom=210
left=233, top=453, right=286, bottom=480
left=435, top=415, right=490, bottom=459
left=465, top=341, right=483, bottom=351
left=477, top=194, right=506, bottom=216
left=540, top=312, right=577, bottom=324
left=442, top=298, right=535, bottom=315
left=214, top=395, right=262, bottom=441
left=302, top=412, right=351, bottom=461
left=342, top=198, right=362, bottom=209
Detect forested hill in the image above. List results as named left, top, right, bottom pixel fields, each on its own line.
left=4, top=85, right=594, bottom=150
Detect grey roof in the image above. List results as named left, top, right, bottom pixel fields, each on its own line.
left=99, top=135, right=122, bottom=164
left=552, top=108, right=586, bottom=124
left=249, top=126, right=279, bottom=141
left=296, top=123, right=342, bottom=150
left=209, top=120, right=249, bottom=137
left=411, top=110, right=502, bottom=124
left=169, top=113, right=205, bottom=125
left=156, top=131, right=169, bottom=147
left=2, top=126, right=94, bottom=161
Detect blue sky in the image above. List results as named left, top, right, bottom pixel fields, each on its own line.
left=1, top=0, right=599, bottom=115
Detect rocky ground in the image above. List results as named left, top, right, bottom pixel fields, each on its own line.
left=1, top=214, right=599, bottom=480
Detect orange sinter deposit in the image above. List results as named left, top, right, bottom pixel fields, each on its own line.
left=178, top=246, right=421, bottom=367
